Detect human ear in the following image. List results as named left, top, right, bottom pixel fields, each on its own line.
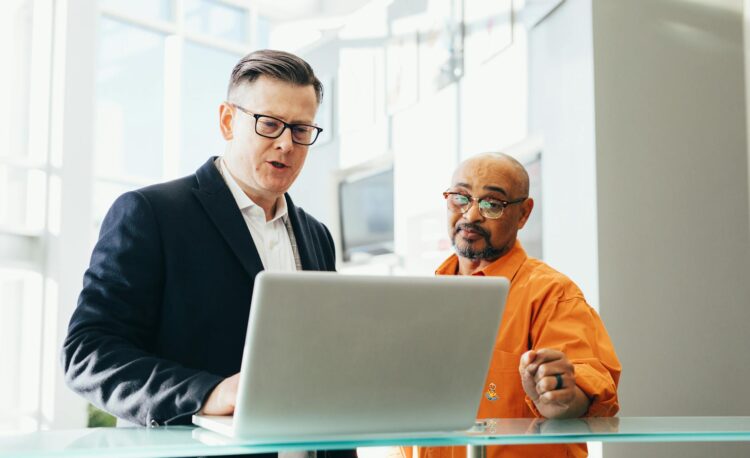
left=219, top=102, right=234, bottom=141
left=517, top=198, right=534, bottom=230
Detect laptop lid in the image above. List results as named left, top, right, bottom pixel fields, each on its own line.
left=202, top=271, right=508, bottom=440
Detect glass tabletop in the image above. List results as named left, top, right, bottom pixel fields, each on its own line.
left=1, top=416, right=749, bottom=458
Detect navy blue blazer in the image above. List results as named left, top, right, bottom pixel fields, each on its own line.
left=62, top=157, right=336, bottom=426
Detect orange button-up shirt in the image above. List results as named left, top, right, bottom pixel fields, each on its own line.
left=404, top=241, right=621, bottom=458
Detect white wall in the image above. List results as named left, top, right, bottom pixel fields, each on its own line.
left=527, top=0, right=600, bottom=306
left=530, top=1, right=750, bottom=455
left=592, top=0, right=750, bottom=456
left=290, top=38, right=341, bottom=231
left=391, top=84, right=458, bottom=274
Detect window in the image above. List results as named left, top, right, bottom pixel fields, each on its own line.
left=0, top=271, right=44, bottom=431
left=0, top=0, right=268, bottom=432
left=93, top=0, right=262, bottom=236
left=95, top=18, right=166, bottom=181
left=184, top=0, right=248, bottom=42
left=180, top=42, right=239, bottom=175
left=0, top=0, right=54, bottom=432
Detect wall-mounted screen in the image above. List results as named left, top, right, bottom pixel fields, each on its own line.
left=338, top=168, right=394, bottom=261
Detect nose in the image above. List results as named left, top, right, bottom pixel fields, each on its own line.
left=273, top=126, right=294, bottom=152
left=462, top=199, right=485, bottom=223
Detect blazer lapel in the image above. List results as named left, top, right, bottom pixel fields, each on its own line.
left=285, top=194, right=317, bottom=271
left=192, top=157, right=264, bottom=278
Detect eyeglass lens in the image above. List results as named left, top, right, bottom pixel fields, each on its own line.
left=447, top=194, right=504, bottom=218
left=255, top=116, right=318, bottom=144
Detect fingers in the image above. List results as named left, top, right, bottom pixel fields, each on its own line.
left=519, top=349, right=576, bottom=405
left=518, top=350, right=591, bottom=418
left=525, top=348, right=564, bottom=373
left=519, top=350, right=540, bottom=400
left=533, top=358, right=574, bottom=383
left=536, top=372, right=571, bottom=394
left=532, top=371, right=577, bottom=412
left=221, top=373, right=240, bottom=409
left=519, top=349, right=568, bottom=379
left=520, top=350, right=537, bottom=369
left=536, top=384, right=577, bottom=406
left=201, top=373, right=240, bottom=416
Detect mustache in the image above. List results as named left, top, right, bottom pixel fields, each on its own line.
left=454, top=223, right=489, bottom=238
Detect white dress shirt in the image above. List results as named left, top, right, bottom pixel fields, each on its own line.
left=218, top=159, right=308, bottom=458
left=218, top=158, right=297, bottom=272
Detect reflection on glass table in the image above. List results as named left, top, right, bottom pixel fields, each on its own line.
left=1, top=417, right=748, bottom=458
left=470, top=416, right=750, bottom=443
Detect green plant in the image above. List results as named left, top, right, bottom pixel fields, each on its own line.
left=87, top=404, right=116, bottom=427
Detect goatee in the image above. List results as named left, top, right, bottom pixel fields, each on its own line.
left=451, top=223, right=504, bottom=261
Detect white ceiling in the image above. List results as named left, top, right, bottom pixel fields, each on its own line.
left=252, top=0, right=376, bottom=21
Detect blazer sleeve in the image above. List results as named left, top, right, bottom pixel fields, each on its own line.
left=321, top=223, right=336, bottom=271
left=61, top=191, right=223, bottom=426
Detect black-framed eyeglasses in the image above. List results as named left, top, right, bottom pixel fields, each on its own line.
left=443, top=191, right=527, bottom=219
left=231, top=103, right=323, bottom=146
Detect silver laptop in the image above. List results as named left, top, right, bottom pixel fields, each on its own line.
left=193, top=271, right=509, bottom=441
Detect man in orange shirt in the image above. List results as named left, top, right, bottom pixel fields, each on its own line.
left=407, top=153, right=621, bottom=458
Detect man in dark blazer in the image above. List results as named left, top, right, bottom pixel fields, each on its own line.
left=62, top=50, right=351, bottom=457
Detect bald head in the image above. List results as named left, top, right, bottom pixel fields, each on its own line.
left=447, top=152, right=534, bottom=265
left=453, top=153, right=530, bottom=199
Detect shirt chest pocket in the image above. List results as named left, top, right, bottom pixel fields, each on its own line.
left=477, top=350, right=527, bottom=419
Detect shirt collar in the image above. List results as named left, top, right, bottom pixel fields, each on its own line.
left=435, top=240, right=528, bottom=281
left=219, top=157, right=288, bottom=223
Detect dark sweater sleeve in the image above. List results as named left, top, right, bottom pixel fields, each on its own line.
left=61, top=191, right=223, bottom=426
left=321, top=223, right=336, bottom=271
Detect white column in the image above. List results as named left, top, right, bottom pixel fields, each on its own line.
left=745, top=0, right=750, bottom=234
left=43, top=0, right=97, bottom=430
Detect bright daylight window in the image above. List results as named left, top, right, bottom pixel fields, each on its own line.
left=0, top=0, right=52, bottom=432
left=0, top=0, right=268, bottom=432
left=93, top=0, right=266, bottom=238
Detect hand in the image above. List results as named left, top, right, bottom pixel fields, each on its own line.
left=519, top=349, right=590, bottom=419
left=200, top=373, right=240, bottom=415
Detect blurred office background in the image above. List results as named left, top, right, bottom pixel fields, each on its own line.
left=1, top=0, right=749, bottom=457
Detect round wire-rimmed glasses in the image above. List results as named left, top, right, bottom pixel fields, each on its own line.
left=443, top=191, right=527, bottom=219
left=231, top=103, right=323, bottom=146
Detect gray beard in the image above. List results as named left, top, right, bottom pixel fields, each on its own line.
left=451, top=234, right=504, bottom=261
left=453, top=242, right=504, bottom=261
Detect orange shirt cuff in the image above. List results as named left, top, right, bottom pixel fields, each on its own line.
left=524, top=364, right=619, bottom=419
left=573, top=363, right=619, bottom=417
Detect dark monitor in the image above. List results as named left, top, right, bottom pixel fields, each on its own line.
left=338, top=168, right=394, bottom=262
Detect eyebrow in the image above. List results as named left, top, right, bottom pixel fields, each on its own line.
left=483, top=185, right=508, bottom=196
left=257, top=110, right=315, bottom=125
left=454, top=183, right=509, bottom=196
left=289, top=118, right=316, bottom=126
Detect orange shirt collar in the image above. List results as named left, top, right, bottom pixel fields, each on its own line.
left=435, top=240, right=528, bottom=280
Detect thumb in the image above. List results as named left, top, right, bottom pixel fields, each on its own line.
left=520, top=351, right=541, bottom=400
left=520, top=350, right=537, bottom=369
